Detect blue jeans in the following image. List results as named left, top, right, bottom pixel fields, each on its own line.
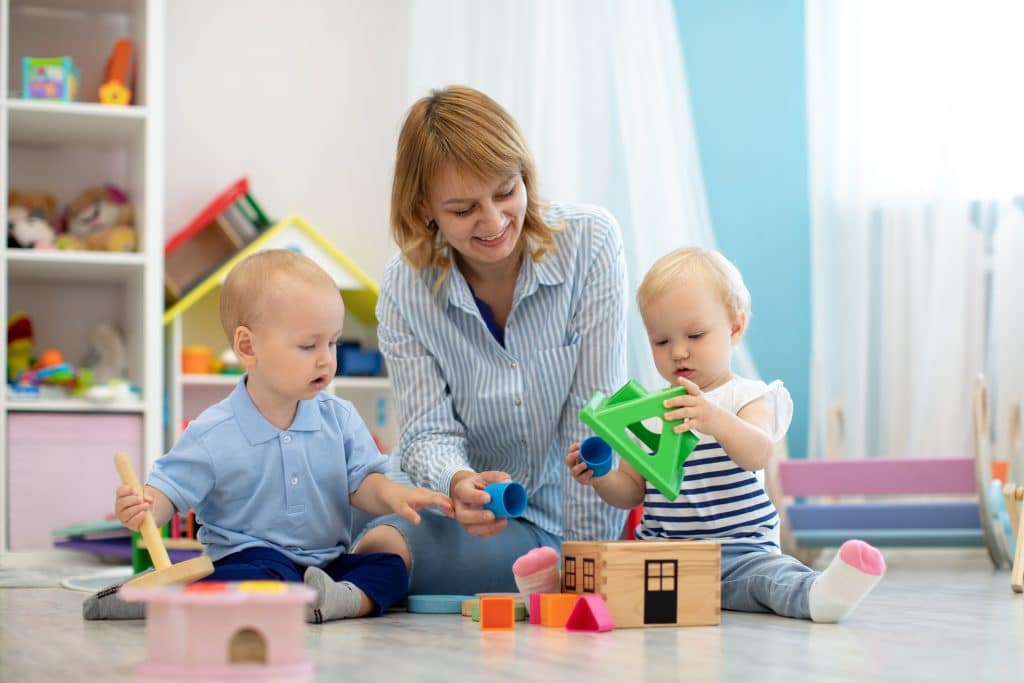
left=353, top=508, right=561, bottom=595
left=720, top=545, right=819, bottom=619
left=204, top=546, right=408, bottom=616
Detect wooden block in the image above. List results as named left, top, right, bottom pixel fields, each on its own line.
left=461, top=598, right=477, bottom=617
left=479, top=596, right=515, bottom=631
left=470, top=601, right=527, bottom=622
left=528, top=593, right=541, bottom=624
left=778, top=458, right=977, bottom=496
left=539, top=594, right=578, bottom=628
left=561, top=540, right=720, bottom=628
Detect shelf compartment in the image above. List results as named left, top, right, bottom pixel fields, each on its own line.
left=5, top=398, right=145, bottom=413
left=6, top=249, right=145, bottom=284
left=6, top=100, right=146, bottom=145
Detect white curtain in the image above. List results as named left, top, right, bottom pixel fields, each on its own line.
left=807, top=0, right=1024, bottom=472
left=406, top=0, right=758, bottom=389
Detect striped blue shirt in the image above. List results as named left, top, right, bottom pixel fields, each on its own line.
left=377, top=202, right=629, bottom=541
left=635, top=377, right=793, bottom=552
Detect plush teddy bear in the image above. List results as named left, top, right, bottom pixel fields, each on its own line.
left=7, top=190, right=57, bottom=248
left=65, top=185, right=135, bottom=249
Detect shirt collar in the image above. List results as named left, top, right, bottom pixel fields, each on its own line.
left=442, top=247, right=566, bottom=313
left=229, top=377, right=322, bottom=445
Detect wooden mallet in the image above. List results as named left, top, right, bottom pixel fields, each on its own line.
left=114, top=452, right=214, bottom=588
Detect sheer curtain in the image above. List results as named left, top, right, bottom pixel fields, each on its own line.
left=405, top=0, right=758, bottom=388
left=806, top=1, right=1024, bottom=471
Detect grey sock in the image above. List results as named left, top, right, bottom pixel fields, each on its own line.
left=304, top=566, right=364, bottom=623
left=81, top=569, right=152, bottom=620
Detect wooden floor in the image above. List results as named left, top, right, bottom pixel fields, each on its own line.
left=1, top=549, right=1022, bottom=682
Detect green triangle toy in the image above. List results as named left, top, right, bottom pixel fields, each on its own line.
left=579, top=380, right=700, bottom=501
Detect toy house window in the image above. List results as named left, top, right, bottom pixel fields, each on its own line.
left=583, top=559, right=596, bottom=592
left=645, top=560, right=677, bottom=592
left=563, top=556, right=577, bottom=591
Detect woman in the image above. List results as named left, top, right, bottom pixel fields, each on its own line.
left=355, top=85, right=628, bottom=594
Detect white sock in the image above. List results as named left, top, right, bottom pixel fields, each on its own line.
left=809, top=540, right=886, bottom=623
left=512, top=547, right=561, bottom=598
left=304, top=567, right=365, bottom=623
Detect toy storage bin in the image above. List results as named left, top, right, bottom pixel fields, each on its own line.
left=6, top=413, right=142, bottom=550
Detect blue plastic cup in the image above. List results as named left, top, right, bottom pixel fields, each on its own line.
left=580, top=436, right=613, bottom=478
left=483, top=481, right=528, bottom=518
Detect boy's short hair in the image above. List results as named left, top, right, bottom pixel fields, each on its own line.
left=219, top=249, right=339, bottom=342
left=637, top=246, right=751, bottom=325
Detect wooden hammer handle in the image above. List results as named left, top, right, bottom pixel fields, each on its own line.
left=114, top=452, right=171, bottom=571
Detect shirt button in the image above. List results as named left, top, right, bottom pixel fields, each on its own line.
left=291, top=476, right=299, bottom=486
left=510, top=361, right=518, bottom=369
left=282, top=434, right=292, bottom=443
left=521, top=438, right=527, bottom=445
left=514, top=398, right=522, bottom=407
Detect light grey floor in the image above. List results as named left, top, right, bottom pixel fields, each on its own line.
left=1, top=549, right=1022, bottom=683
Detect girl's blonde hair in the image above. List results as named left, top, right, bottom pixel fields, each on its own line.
left=637, top=246, right=751, bottom=325
left=390, top=85, right=559, bottom=278
left=219, top=249, right=339, bottom=341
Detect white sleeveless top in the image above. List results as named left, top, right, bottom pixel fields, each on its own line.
left=634, top=376, right=793, bottom=553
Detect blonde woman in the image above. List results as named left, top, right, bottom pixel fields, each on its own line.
left=355, top=86, right=628, bottom=594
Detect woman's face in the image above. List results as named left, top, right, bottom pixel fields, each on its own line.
left=422, top=164, right=527, bottom=276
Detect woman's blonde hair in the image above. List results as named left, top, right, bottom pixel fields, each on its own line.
left=390, top=85, right=559, bottom=277
left=636, top=246, right=751, bottom=326
left=219, top=249, right=339, bottom=342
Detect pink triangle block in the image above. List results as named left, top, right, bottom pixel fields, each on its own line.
left=564, top=594, right=614, bottom=632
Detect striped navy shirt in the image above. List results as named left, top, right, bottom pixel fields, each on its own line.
left=636, top=377, right=793, bottom=552
left=377, top=202, right=629, bottom=541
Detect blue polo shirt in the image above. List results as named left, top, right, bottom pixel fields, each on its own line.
left=148, top=378, right=389, bottom=566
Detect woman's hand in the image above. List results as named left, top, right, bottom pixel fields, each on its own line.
left=449, top=470, right=512, bottom=537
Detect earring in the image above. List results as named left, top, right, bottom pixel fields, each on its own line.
left=426, top=218, right=436, bottom=230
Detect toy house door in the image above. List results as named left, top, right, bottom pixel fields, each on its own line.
left=643, top=559, right=678, bottom=624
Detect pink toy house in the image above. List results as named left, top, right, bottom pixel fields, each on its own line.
left=120, top=581, right=314, bottom=679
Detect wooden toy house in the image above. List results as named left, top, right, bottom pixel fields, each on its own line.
left=163, top=177, right=271, bottom=303
left=560, top=540, right=720, bottom=628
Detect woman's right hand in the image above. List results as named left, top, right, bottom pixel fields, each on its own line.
left=114, top=484, right=151, bottom=531
left=449, top=470, right=512, bottom=537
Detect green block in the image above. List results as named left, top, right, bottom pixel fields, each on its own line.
left=579, top=380, right=699, bottom=501
left=131, top=523, right=170, bottom=574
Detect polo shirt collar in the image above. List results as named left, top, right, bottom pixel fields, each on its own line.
left=229, top=377, right=321, bottom=445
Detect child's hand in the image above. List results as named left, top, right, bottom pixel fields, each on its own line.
left=565, top=442, right=595, bottom=486
left=114, top=484, right=151, bottom=531
left=663, top=377, right=727, bottom=437
left=388, top=486, right=455, bottom=525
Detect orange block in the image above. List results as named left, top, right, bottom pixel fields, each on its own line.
left=480, top=596, right=515, bottom=631
left=539, top=593, right=578, bottom=628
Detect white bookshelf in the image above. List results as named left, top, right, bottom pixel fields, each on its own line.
left=0, top=0, right=164, bottom=550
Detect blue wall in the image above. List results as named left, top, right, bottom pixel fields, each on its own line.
left=674, top=0, right=811, bottom=457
